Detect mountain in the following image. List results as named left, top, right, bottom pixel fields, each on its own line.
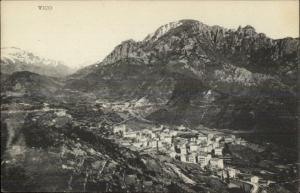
left=67, top=19, right=298, bottom=140
left=1, top=47, right=74, bottom=77
left=2, top=71, right=63, bottom=98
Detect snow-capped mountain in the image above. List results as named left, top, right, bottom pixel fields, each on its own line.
left=1, top=47, right=73, bottom=77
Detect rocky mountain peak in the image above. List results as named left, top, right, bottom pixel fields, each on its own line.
left=102, top=39, right=140, bottom=65
left=144, top=21, right=184, bottom=42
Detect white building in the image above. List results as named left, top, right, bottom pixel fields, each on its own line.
left=189, top=143, right=199, bottom=152
left=150, top=132, right=156, bottom=138
left=214, top=147, right=223, bottom=156
left=198, top=153, right=212, bottom=167
left=164, top=137, right=172, bottom=144
left=178, top=125, right=186, bottom=130
left=170, top=152, right=177, bottom=158
left=227, top=167, right=238, bottom=178
left=209, top=158, right=224, bottom=169
left=148, top=140, right=157, bottom=148
left=240, top=139, right=247, bottom=146
left=251, top=176, right=259, bottom=184
left=177, top=143, right=188, bottom=154
left=187, top=153, right=197, bottom=164
left=181, top=147, right=188, bottom=154
left=199, top=146, right=208, bottom=153
left=212, top=142, right=219, bottom=149
left=208, top=133, right=214, bottom=140
left=123, top=132, right=137, bottom=138
left=133, top=142, right=143, bottom=148
left=190, top=137, right=197, bottom=142
left=198, top=135, right=207, bottom=143
left=225, top=136, right=234, bottom=143
left=180, top=154, right=187, bottom=162
left=157, top=141, right=163, bottom=148
left=215, top=136, right=223, bottom=142
left=207, top=144, right=213, bottom=153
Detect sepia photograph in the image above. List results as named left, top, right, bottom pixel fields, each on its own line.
left=0, top=0, right=299, bottom=192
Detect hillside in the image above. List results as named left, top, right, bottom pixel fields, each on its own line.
left=2, top=71, right=63, bottom=98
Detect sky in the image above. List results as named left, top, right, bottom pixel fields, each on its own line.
left=1, top=0, right=299, bottom=68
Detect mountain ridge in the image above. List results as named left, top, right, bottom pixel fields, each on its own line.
left=65, top=20, right=298, bottom=136
left=1, top=47, right=74, bottom=78
left=73, top=20, right=298, bottom=79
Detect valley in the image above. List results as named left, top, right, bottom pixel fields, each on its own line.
left=1, top=19, right=299, bottom=193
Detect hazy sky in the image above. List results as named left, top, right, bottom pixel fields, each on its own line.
left=1, top=1, right=299, bottom=68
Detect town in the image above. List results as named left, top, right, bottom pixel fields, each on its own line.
left=111, top=122, right=280, bottom=193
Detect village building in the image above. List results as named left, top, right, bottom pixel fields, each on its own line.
left=120, top=141, right=131, bottom=146
left=212, top=141, right=219, bottom=149
left=215, top=136, right=223, bottom=142
left=208, top=133, right=214, bottom=140
left=225, top=136, right=234, bottom=143
left=214, top=147, right=223, bottom=156
left=189, top=143, right=198, bottom=152
left=209, top=158, right=224, bottom=169
left=180, top=154, right=187, bottom=162
left=148, top=140, right=157, bottom=148
left=150, top=132, right=157, bottom=138
left=199, top=146, right=208, bottom=153
left=197, top=153, right=212, bottom=167
left=190, top=137, right=197, bottom=142
left=181, top=146, right=188, bottom=154
left=157, top=141, right=163, bottom=148
left=198, top=134, right=207, bottom=142
left=176, top=142, right=188, bottom=154
left=207, top=139, right=213, bottom=145
left=163, top=137, right=172, bottom=144
left=123, top=131, right=137, bottom=138
left=178, top=125, right=186, bottom=130
left=227, top=167, right=238, bottom=178
left=207, top=144, right=213, bottom=153
left=169, top=152, right=177, bottom=158
left=187, top=153, right=197, bottom=164
left=239, top=139, right=247, bottom=146
left=159, top=132, right=170, bottom=139
left=251, top=176, right=259, bottom=184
